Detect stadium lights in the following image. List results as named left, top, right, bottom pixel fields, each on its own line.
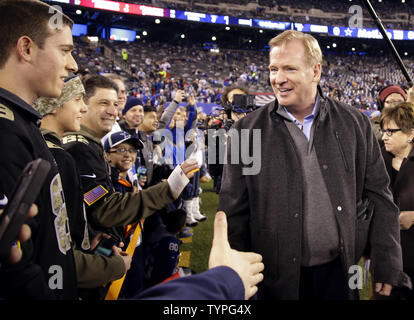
left=155, top=19, right=161, bottom=24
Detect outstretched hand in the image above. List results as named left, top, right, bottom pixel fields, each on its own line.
left=208, top=211, right=264, bottom=299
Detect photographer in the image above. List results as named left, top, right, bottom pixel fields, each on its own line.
left=208, top=86, right=255, bottom=194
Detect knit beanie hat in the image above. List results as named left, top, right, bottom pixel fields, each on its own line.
left=33, top=76, right=85, bottom=116
left=379, top=85, right=407, bottom=103
left=122, top=96, right=143, bottom=115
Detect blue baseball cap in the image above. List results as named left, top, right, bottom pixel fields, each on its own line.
left=103, top=131, right=143, bottom=152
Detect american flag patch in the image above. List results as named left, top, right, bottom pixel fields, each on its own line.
left=84, top=185, right=108, bottom=206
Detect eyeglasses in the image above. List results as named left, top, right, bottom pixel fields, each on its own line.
left=380, top=128, right=402, bottom=137
left=108, top=148, right=137, bottom=155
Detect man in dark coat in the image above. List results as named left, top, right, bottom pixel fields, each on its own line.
left=218, top=30, right=409, bottom=300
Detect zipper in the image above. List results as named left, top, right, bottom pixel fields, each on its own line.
left=335, top=131, right=349, bottom=171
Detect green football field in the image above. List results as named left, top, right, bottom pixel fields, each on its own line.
left=179, top=181, right=372, bottom=300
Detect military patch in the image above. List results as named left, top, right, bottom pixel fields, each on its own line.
left=77, top=135, right=89, bottom=145
left=0, top=104, right=15, bottom=121
left=62, top=134, right=89, bottom=145
left=46, top=140, right=63, bottom=150
left=84, top=185, right=108, bottom=206
left=62, top=135, right=77, bottom=145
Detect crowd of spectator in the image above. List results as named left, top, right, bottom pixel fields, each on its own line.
left=120, top=0, right=414, bottom=30
left=72, top=36, right=414, bottom=112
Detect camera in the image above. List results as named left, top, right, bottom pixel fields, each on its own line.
left=232, top=94, right=255, bottom=111
left=224, top=94, right=256, bottom=116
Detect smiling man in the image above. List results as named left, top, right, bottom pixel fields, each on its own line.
left=218, top=30, right=409, bottom=300
left=63, top=75, right=199, bottom=251
left=120, top=97, right=144, bottom=135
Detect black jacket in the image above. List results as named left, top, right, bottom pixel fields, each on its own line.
left=63, top=126, right=175, bottom=232
left=42, top=129, right=89, bottom=249
left=42, top=129, right=126, bottom=289
left=0, top=88, right=77, bottom=299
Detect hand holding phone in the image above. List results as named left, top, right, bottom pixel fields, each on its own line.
left=0, top=203, right=38, bottom=264
left=92, top=233, right=122, bottom=257
left=0, top=159, right=51, bottom=262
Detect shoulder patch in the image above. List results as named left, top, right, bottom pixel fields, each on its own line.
left=84, top=185, right=108, bottom=206
left=0, top=104, right=15, bottom=121
left=62, top=134, right=89, bottom=145
left=46, top=140, right=64, bottom=150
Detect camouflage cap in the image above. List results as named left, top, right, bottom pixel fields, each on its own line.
left=33, top=76, right=85, bottom=116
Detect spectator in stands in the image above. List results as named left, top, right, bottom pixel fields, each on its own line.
left=0, top=0, right=79, bottom=299
left=119, top=96, right=144, bottom=137
left=104, top=130, right=147, bottom=298
left=219, top=30, right=408, bottom=300
left=209, top=85, right=251, bottom=194
left=371, top=85, right=408, bottom=140
left=158, top=90, right=205, bottom=226
left=104, top=74, right=128, bottom=117
left=118, top=96, right=147, bottom=186
left=378, top=102, right=414, bottom=300
left=105, top=131, right=143, bottom=194
left=144, top=207, right=187, bottom=288
left=137, top=105, right=160, bottom=186
left=121, top=48, right=128, bottom=62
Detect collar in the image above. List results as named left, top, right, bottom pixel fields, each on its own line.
left=277, top=95, right=319, bottom=123
left=65, top=125, right=103, bottom=146
left=79, top=125, right=103, bottom=145
left=0, top=87, right=42, bottom=123
left=41, top=128, right=62, bottom=145
left=271, top=88, right=327, bottom=123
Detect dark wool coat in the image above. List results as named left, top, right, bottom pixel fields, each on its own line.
left=219, top=94, right=408, bottom=300
left=382, top=147, right=414, bottom=282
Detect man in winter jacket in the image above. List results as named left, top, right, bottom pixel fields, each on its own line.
left=219, top=30, right=409, bottom=300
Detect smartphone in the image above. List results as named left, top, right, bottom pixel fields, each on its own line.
left=0, top=159, right=51, bottom=261
left=93, top=234, right=121, bottom=257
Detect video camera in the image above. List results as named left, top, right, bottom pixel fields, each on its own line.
left=222, top=94, right=256, bottom=131
left=224, top=94, right=256, bottom=117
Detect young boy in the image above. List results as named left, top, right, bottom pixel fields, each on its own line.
left=104, top=131, right=143, bottom=194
